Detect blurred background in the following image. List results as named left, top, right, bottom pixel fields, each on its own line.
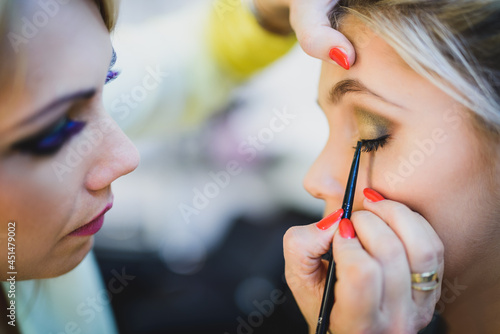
left=95, top=0, right=328, bottom=333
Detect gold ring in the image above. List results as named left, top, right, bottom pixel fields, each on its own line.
left=411, top=280, right=440, bottom=291
left=411, top=270, right=438, bottom=284
left=411, top=269, right=439, bottom=291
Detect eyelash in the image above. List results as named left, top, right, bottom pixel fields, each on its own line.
left=12, top=116, right=86, bottom=156
left=360, top=134, right=390, bottom=153
left=105, top=48, right=120, bottom=84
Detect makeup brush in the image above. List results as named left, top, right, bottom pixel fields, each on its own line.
left=315, top=141, right=362, bottom=334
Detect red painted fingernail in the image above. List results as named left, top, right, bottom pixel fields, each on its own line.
left=363, top=188, right=385, bottom=202
left=339, top=218, right=355, bottom=239
left=316, top=208, right=344, bottom=230
left=329, top=47, right=350, bottom=70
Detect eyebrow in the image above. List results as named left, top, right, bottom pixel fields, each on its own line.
left=20, top=89, right=97, bottom=126
left=328, top=79, right=404, bottom=109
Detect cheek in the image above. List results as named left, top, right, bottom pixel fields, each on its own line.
left=0, top=151, right=85, bottom=276
left=368, top=106, right=476, bottom=202
left=367, top=121, right=490, bottom=275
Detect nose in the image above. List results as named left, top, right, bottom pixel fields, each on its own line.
left=303, top=142, right=347, bottom=203
left=84, top=116, right=140, bottom=192
left=305, top=138, right=372, bottom=215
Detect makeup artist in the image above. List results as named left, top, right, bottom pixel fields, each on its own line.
left=0, top=0, right=354, bottom=333
left=284, top=0, right=500, bottom=333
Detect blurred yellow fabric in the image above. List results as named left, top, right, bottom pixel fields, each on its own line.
left=209, top=0, right=297, bottom=79
left=105, top=1, right=298, bottom=135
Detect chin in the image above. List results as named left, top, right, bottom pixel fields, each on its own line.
left=23, top=236, right=95, bottom=281
left=55, top=236, right=95, bottom=277
left=67, top=236, right=95, bottom=269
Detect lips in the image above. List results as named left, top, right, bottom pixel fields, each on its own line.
left=69, top=203, right=113, bottom=237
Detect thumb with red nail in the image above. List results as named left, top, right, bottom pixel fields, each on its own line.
left=252, top=0, right=356, bottom=68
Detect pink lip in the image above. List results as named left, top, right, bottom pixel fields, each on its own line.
left=69, top=203, right=113, bottom=237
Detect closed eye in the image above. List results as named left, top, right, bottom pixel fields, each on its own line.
left=12, top=116, right=86, bottom=156
left=360, top=134, right=390, bottom=153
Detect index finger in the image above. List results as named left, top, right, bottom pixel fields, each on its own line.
left=363, top=198, right=444, bottom=271
left=289, top=0, right=356, bottom=68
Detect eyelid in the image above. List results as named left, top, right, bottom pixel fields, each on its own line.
left=12, top=116, right=86, bottom=155
left=12, top=116, right=68, bottom=148
left=354, top=108, right=392, bottom=128
left=354, top=107, right=394, bottom=139
left=11, top=97, right=89, bottom=150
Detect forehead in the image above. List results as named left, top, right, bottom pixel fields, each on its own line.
left=340, top=15, right=411, bottom=70
left=0, top=0, right=110, bottom=133
left=319, top=15, right=452, bottom=112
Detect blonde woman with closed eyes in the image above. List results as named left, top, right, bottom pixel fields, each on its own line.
left=284, top=1, right=500, bottom=333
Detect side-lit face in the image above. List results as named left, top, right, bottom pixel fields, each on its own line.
left=0, top=0, right=139, bottom=280
left=305, top=16, right=500, bottom=286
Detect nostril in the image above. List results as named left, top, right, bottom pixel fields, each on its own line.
left=303, top=175, right=332, bottom=200
left=304, top=183, right=324, bottom=200
left=303, top=174, right=323, bottom=199
left=304, top=145, right=348, bottom=202
left=304, top=172, right=345, bottom=201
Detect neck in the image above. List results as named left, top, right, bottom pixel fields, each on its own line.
left=440, top=276, right=500, bottom=333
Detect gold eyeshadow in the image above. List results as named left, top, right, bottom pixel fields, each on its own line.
left=354, top=108, right=392, bottom=139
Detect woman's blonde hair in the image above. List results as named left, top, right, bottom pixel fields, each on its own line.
left=330, top=0, right=500, bottom=137
left=94, top=0, right=119, bottom=32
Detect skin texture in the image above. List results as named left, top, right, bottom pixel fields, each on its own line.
left=284, top=16, right=500, bottom=333
left=0, top=0, right=139, bottom=281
